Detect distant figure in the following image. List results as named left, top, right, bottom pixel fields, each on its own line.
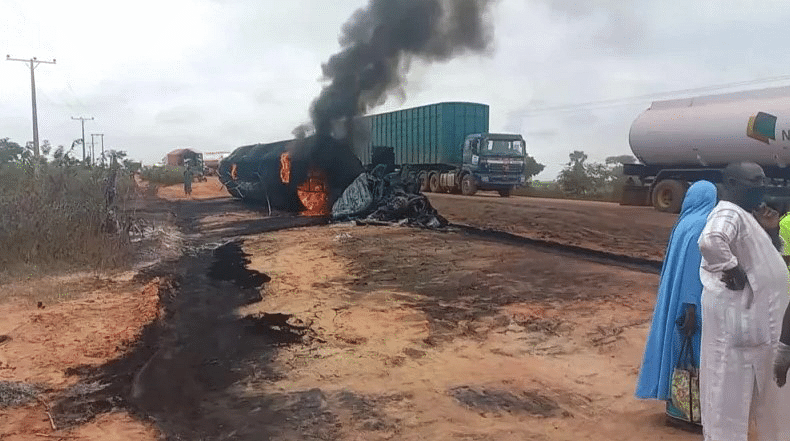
left=698, top=162, right=790, bottom=441
left=635, top=180, right=717, bottom=421
left=184, top=166, right=193, bottom=196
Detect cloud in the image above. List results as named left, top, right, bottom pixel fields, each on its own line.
left=155, top=106, right=204, bottom=126
left=526, top=129, right=558, bottom=139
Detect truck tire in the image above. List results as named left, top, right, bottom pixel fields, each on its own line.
left=652, top=179, right=686, bottom=213
left=418, top=172, right=430, bottom=192
left=429, top=172, right=442, bottom=193
left=498, top=189, right=511, bottom=198
left=461, top=174, right=477, bottom=196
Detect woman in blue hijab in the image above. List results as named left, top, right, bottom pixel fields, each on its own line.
left=635, top=180, right=717, bottom=420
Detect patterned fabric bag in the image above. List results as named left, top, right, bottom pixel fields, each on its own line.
left=670, top=334, right=701, bottom=424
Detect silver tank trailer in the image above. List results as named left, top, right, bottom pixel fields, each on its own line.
left=630, top=85, right=790, bottom=168
left=625, top=85, right=790, bottom=212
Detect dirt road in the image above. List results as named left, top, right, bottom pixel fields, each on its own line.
left=0, top=181, right=700, bottom=440
left=427, top=193, right=678, bottom=261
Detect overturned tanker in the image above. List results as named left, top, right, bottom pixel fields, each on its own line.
left=218, top=135, right=364, bottom=215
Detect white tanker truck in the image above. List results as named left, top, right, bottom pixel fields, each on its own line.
left=623, top=85, right=790, bottom=212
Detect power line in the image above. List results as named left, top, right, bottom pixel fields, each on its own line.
left=520, top=74, right=790, bottom=116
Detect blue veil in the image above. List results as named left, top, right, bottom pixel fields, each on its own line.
left=635, top=180, right=717, bottom=400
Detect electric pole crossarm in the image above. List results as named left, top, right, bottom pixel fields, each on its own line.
left=6, top=56, right=56, bottom=65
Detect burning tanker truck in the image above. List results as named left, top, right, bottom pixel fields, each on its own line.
left=217, top=135, right=364, bottom=216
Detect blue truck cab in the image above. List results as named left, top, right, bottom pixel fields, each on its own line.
left=460, top=133, right=527, bottom=196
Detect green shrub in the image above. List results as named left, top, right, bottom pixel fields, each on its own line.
left=141, top=165, right=185, bottom=186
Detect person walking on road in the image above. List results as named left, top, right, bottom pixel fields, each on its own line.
left=184, top=163, right=194, bottom=197
left=698, top=161, right=790, bottom=441
left=635, top=180, right=717, bottom=421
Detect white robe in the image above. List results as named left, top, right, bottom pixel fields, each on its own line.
left=698, top=201, right=790, bottom=441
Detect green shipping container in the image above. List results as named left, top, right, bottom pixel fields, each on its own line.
left=356, top=102, right=490, bottom=166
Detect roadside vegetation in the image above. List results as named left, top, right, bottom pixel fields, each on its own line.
left=141, top=165, right=186, bottom=186
left=513, top=151, right=636, bottom=202
left=0, top=138, right=140, bottom=279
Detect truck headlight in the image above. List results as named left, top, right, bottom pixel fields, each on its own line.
left=482, top=176, right=489, bottom=183
left=520, top=176, right=525, bottom=183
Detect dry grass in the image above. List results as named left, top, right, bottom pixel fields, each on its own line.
left=0, top=163, right=138, bottom=278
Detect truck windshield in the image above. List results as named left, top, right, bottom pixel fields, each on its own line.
left=484, top=139, right=524, bottom=156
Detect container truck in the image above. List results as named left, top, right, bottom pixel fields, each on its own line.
left=622, top=85, right=790, bottom=213
left=355, top=102, right=528, bottom=197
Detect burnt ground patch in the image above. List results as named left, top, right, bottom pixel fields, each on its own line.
left=330, top=227, right=629, bottom=345
left=335, top=390, right=409, bottom=432
left=0, top=381, right=44, bottom=408
left=48, top=197, right=334, bottom=439
left=450, top=386, right=562, bottom=417
left=174, top=197, right=329, bottom=237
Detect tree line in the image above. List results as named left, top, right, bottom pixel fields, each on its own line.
left=0, top=138, right=139, bottom=171
left=556, top=151, right=636, bottom=197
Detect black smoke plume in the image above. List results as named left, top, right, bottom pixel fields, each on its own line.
left=309, top=0, right=495, bottom=137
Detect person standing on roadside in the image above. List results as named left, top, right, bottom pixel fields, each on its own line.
left=698, top=162, right=790, bottom=441
left=635, top=180, right=717, bottom=421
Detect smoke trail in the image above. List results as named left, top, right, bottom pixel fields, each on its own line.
left=310, top=0, right=496, bottom=137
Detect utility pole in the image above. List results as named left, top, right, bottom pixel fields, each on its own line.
left=92, top=133, right=104, bottom=165
left=90, top=134, right=96, bottom=166
left=71, top=116, right=93, bottom=162
left=6, top=55, right=56, bottom=158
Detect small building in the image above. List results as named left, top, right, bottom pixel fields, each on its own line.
left=165, top=148, right=203, bottom=167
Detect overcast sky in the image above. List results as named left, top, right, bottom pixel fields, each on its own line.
left=3, top=0, right=790, bottom=179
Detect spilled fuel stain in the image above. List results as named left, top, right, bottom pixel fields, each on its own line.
left=208, top=241, right=271, bottom=289
left=50, top=239, right=311, bottom=440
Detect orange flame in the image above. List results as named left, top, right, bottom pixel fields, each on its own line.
left=280, top=152, right=329, bottom=217
left=280, top=152, right=291, bottom=184
left=297, top=167, right=330, bottom=217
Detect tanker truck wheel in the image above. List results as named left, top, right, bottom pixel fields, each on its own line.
left=498, top=189, right=511, bottom=197
left=461, top=174, right=477, bottom=196
left=418, top=172, right=430, bottom=192
left=652, top=179, right=686, bottom=213
left=429, top=172, right=442, bottom=193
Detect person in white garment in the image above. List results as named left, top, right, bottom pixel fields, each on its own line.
left=698, top=162, right=790, bottom=441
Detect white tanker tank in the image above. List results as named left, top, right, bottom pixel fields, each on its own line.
left=623, top=85, right=790, bottom=213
